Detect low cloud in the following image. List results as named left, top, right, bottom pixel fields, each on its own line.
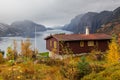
left=0, top=0, right=120, bottom=26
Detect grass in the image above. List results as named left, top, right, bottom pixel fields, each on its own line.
left=0, top=56, right=80, bottom=80
left=38, top=52, right=49, bottom=57
left=0, top=51, right=120, bottom=80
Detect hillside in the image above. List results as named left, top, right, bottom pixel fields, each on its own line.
left=11, top=20, right=47, bottom=37
left=63, top=7, right=120, bottom=34
left=0, top=23, right=22, bottom=37
left=97, top=7, right=120, bottom=35
left=97, top=19, right=120, bottom=35
left=0, top=20, right=47, bottom=37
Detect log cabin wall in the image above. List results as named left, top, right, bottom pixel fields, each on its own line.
left=58, top=40, right=110, bottom=54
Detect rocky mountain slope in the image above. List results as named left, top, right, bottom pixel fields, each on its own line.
left=63, top=7, right=120, bottom=34
left=97, top=7, right=120, bottom=35
left=0, top=23, right=22, bottom=37
left=97, top=18, right=120, bottom=35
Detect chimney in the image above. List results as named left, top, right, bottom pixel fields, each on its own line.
left=86, top=27, right=89, bottom=35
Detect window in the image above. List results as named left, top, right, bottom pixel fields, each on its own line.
left=54, top=41, right=57, bottom=48
left=80, top=41, right=84, bottom=47
left=88, top=41, right=94, bottom=46
left=50, top=40, right=52, bottom=47
left=96, top=41, right=98, bottom=46
left=67, top=43, right=70, bottom=47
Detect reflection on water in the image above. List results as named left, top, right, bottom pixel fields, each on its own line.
left=0, top=29, right=72, bottom=56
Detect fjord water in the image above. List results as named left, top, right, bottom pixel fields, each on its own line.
left=0, top=29, right=72, bottom=56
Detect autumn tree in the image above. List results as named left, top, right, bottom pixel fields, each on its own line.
left=106, top=34, right=120, bottom=64
left=0, top=53, right=4, bottom=63
left=21, top=39, right=37, bottom=59
left=7, top=47, right=14, bottom=60
left=59, top=41, right=73, bottom=55
left=13, top=40, right=18, bottom=59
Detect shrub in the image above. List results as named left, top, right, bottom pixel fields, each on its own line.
left=90, top=63, right=105, bottom=73
left=6, top=40, right=18, bottom=60
left=8, top=60, right=15, bottom=66
left=0, top=53, right=4, bottom=64
left=81, top=72, right=96, bottom=80
left=59, top=41, right=73, bottom=55
left=77, top=56, right=92, bottom=78
left=15, top=57, right=24, bottom=64
left=60, top=63, right=78, bottom=80
left=1, top=61, right=45, bottom=80
left=89, top=50, right=105, bottom=61
left=38, top=58, right=64, bottom=66
left=0, top=50, right=4, bottom=56
left=20, top=39, right=37, bottom=59
left=82, top=63, right=120, bottom=80
left=6, top=47, right=15, bottom=60
left=111, top=70, right=120, bottom=80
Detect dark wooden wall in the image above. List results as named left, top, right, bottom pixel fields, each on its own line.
left=46, top=38, right=59, bottom=54
left=46, top=38, right=110, bottom=54
left=58, top=40, right=109, bottom=54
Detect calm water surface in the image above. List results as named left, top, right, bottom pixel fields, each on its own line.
left=0, top=29, right=72, bottom=56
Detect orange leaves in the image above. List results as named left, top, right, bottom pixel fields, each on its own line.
left=106, top=35, right=120, bottom=65
left=7, top=47, right=14, bottom=60
left=20, top=39, right=34, bottom=58
left=7, top=40, right=18, bottom=60
left=0, top=53, right=4, bottom=63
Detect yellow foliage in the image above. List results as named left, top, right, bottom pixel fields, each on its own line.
left=13, top=40, right=17, bottom=58
left=7, top=47, right=14, bottom=60
left=0, top=53, right=3, bottom=63
left=6, top=40, right=18, bottom=60
left=107, top=35, right=120, bottom=65
left=21, top=39, right=34, bottom=58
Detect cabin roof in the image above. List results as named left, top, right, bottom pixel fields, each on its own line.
left=45, top=33, right=111, bottom=41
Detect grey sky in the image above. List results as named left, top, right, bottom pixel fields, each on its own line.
left=0, top=0, right=120, bottom=27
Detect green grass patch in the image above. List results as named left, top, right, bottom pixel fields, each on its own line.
left=38, top=52, right=49, bottom=57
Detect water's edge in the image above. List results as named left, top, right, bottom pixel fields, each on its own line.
left=0, top=29, right=72, bottom=56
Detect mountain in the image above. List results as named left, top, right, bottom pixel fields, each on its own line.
left=0, top=23, right=22, bottom=37
left=11, top=20, right=47, bottom=37
left=0, top=23, right=10, bottom=36
left=63, top=7, right=119, bottom=34
left=97, top=7, right=120, bottom=35
left=0, top=20, right=47, bottom=37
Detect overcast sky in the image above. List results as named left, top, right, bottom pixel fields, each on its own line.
left=0, top=0, right=120, bottom=27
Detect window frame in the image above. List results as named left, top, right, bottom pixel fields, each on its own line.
left=80, top=41, right=84, bottom=47
left=88, top=41, right=94, bottom=46
left=54, top=41, right=57, bottom=49
left=50, top=40, right=52, bottom=47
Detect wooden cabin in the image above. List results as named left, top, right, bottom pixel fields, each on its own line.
left=45, top=28, right=111, bottom=56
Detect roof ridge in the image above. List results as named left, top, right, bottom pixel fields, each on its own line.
left=45, top=33, right=111, bottom=41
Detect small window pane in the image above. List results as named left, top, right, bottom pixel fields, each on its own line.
left=88, top=41, right=94, bottom=46
left=50, top=40, right=52, bottom=47
left=80, top=41, right=84, bottom=47
left=54, top=41, right=57, bottom=48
